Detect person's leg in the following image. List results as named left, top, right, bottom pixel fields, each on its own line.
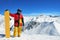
left=13, top=27, right=18, bottom=37
left=18, top=26, right=22, bottom=37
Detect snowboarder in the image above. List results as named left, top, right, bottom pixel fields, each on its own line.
left=10, top=9, right=24, bottom=37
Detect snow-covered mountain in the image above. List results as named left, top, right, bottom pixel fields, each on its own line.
left=0, top=14, right=60, bottom=40
left=24, top=15, right=60, bottom=35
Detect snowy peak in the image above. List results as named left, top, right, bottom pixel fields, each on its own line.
left=31, top=15, right=60, bottom=23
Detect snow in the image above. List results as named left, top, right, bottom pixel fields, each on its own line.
left=0, top=34, right=60, bottom=40
left=24, top=22, right=60, bottom=36
left=0, top=14, right=60, bottom=40
left=54, top=22, right=60, bottom=34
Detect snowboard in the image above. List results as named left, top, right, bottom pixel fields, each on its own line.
left=4, top=10, right=10, bottom=38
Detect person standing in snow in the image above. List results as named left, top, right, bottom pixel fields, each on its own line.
left=10, top=9, right=24, bottom=37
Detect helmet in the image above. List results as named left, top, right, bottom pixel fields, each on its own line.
left=17, top=9, right=22, bottom=12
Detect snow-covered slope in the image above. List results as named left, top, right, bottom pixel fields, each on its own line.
left=1, top=34, right=60, bottom=40
left=24, top=21, right=59, bottom=36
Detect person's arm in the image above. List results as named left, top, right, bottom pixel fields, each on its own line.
left=10, top=13, right=15, bottom=17
left=20, top=13, right=24, bottom=26
left=22, top=17, right=24, bottom=26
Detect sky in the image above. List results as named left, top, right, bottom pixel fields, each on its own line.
left=0, top=0, right=60, bottom=16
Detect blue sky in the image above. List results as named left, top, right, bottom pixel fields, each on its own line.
left=0, top=0, right=60, bottom=16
